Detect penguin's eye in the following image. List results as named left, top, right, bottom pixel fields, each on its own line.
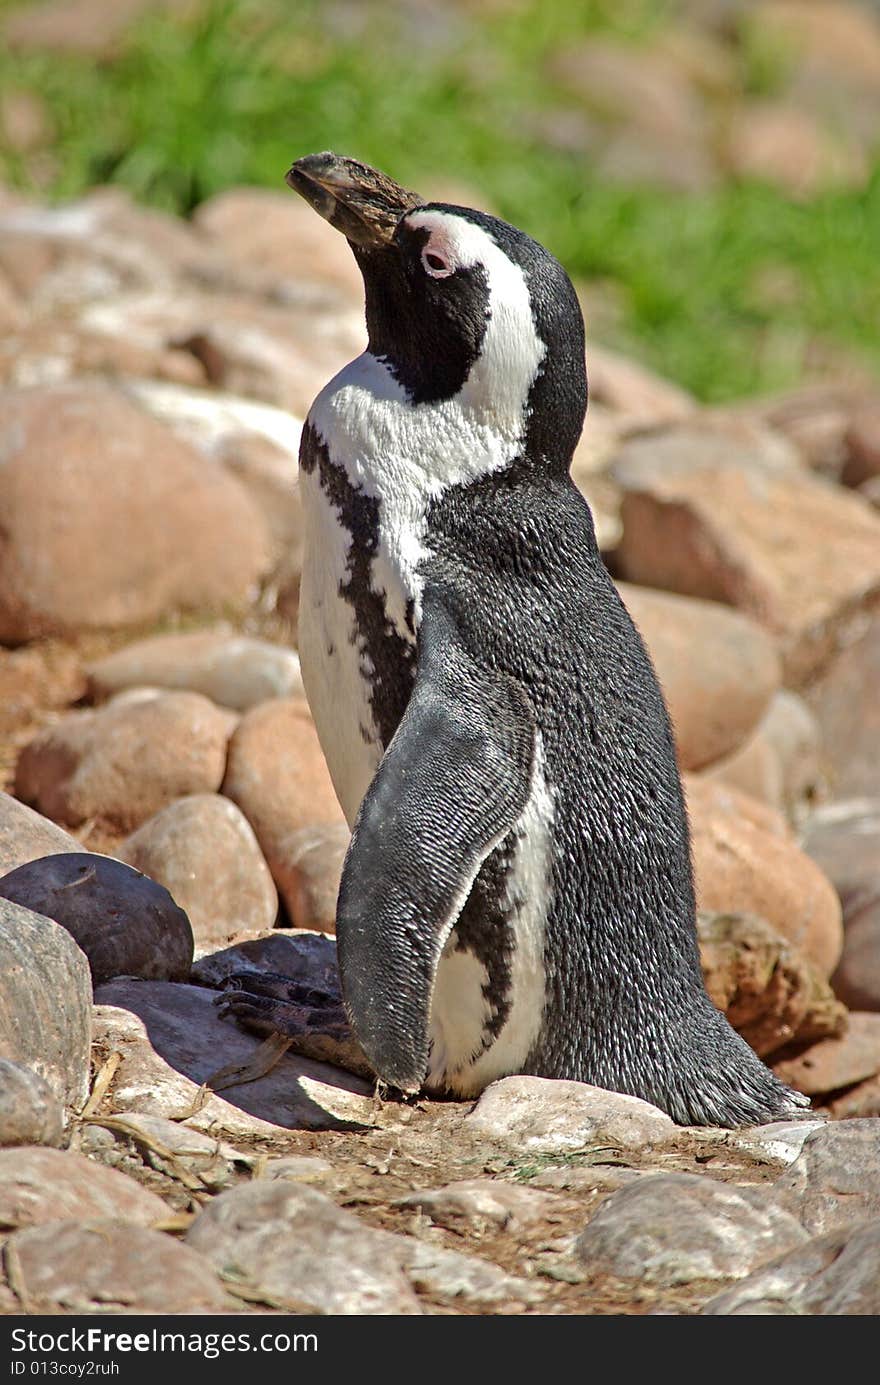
left=421, top=248, right=454, bottom=279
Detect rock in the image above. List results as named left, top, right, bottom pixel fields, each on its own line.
left=726, top=1118, right=827, bottom=1169
left=394, top=1180, right=562, bottom=1235
left=118, top=795, right=278, bottom=949
left=15, top=689, right=237, bottom=831
left=0, top=900, right=91, bottom=1109
left=222, top=699, right=346, bottom=917
left=2, top=0, right=175, bottom=59
left=698, top=912, right=847, bottom=1059
left=0, top=792, right=80, bottom=876
left=0, top=382, right=271, bottom=641
left=824, top=1073, right=880, bottom=1120
left=280, top=824, right=350, bottom=932
left=186, top=1181, right=421, bottom=1314
left=702, top=1219, right=880, bottom=1315
left=0, top=851, right=193, bottom=985
left=0, top=1061, right=63, bottom=1148
left=87, top=630, right=304, bottom=712
left=697, top=725, right=786, bottom=815
left=736, top=381, right=873, bottom=476
left=685, top=778, right=843, bottom=976
left=371, top=1228, right=544, bottom=1307
left=775, top=1120, right=880, bottom=1235
left=193, top=187, right=365, bottom=302
left=583, top=344, right=695, bottom=423
left=725, top=102, right=867, bottom=197
left=773, top=1014, right=880, bottom=1097
left=260, top=1155, right=336, bottom=1186
left=575, top=1173, right=808, bottom=1286
left=0, top=89, right=51, bottom=153
left=613, top=436, right=880, bottom=682
left=464, top=1077, right=675, bottom=1154
left=87, top=1111, right=256, bottom=1191
left=618, top=583, right=781, bottom=770
left=801, top=800, right=880, bottom=1011
left=93, top=979, right=374, bottom=1136
left=2, top=1219, right=235, bottom=1313
left=804, top=616, right=880, bottom=798
left=842, top=404, right=880, bottom=488
left=0, top=1146, right=170, bottom=1229
left=697, top=689, right=823, bottom=822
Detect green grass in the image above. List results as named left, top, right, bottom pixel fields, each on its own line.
left=1, top=0, right=879, bottom=401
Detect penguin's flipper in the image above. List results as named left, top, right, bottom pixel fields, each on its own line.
left=336, top=592, right=536, bottom=1093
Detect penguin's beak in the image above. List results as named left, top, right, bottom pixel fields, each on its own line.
left=287, top=152, right=424, bottom=248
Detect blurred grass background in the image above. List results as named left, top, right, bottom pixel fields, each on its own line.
left=0, top=0, right=878, bottom=402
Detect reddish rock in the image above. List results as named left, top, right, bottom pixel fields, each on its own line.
left=15, top=689, right=236, bottom=831
left=842, top=404, right=880, bottom=488
left=831, top=896, right=880, bottom=1013
left=698, top=911, right=847, bottom=1059
left=281, top=824, right=350, bottom=933
left=585, top=344, right=695, bottom=423
left=0, top=382, right=271, bottom=641
left=824, top=1073, right=880, bottom=1119
left=194, top=187, right=365, bottom=302
left=804, top=617, right=880, bottom=798
left=222, top=699, right=345, bottom=917
left=0, top=793, right=80, bottom=876
left=773, top=1013, right=880, bottom=1096
left=685, top=778, right=843, bottom=976
left=614, top=435, right=880, bottom=682
left=698, top=690, right=823, bottom=821
left=119, top=794, right=278, bottom=948
left=2, top=0, right=175, bottom=57
left=619, top=583, right=781, bottom=771
left=725, top=102, right=866, bottom=196
left=0, top=1146, right=170, bottom=1230
left=801, top=801, right=880, bottom=1011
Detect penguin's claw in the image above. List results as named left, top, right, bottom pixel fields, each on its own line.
left=215, top=971, right=373, bottom=1080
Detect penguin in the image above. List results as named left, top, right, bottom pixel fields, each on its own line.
left=224, top=152, right=808, bottom=1128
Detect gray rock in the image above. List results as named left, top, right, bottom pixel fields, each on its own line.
left=372, top=1228, right=544, bottom=1307
left=575, top=1173, right=809, bottom=1286
left=0, top=792, right=80, bottom=876
left=3, top=1219, right=235, bottom=1313
left=394, top=1179, right=563, bottom=1234
left=0, top=899, right=91, bottom=1108
left=118, top=795, right=278, bottom=949
left=87, top=629, right=304, bottom=712
left=192, top=928, right=339, bottom=991
left=0, top=852, right=193, bottom=985
left=88, top=1111, right=257, bottom=1190
left=702, top=1220, right=880, bottom=1315
left=0, top=1061, right=63, bottom=1148
left=260, top=1155, right=336, bottom=1186
left=725, top=1119, right=827, bottom=1168
left=186, top=1181, right=421, bottom=1314
left=775, top=1120, right=880, bottom=1235
left=465, top=1077, right=675, bottom=1154
left=93, top=978, right=374, bottom=1137
left=0, top=1146, right=171, bottom=1229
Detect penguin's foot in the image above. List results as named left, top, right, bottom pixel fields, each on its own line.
left=215, top=971, right=374, bottom=1080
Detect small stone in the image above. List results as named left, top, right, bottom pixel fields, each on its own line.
left=281, top=824, right=350, bottom=932
left=93, top=979, right=374, bottom=1137
left=801, top=800, right=880, bottom=1010
left=191, top=928, right=339, bottom=992
left=464, top=1077, right=675, bottom=1154
left=824, top=1073, right=880, bottom=1119
left=618, top=583, right=781, bottom=770
left=371, top=1228, right=544, bottom=1306
left=394, top=1179, right=562, bottom=1234
left=0, top=852, right=193, bottom=985
left=698, top=911, right=847, bottom=1059
left=0, top=382, right=270, bottom=641
left=186, top=1181, right=421, bottom=1314
left=260, top=1155, right=335, bottom=1186
left=0, top=1061, right=63, bottom=1148
left=118, top=795, right=278, bottom=949
left=222, top=699, right=346, bottom=918
left=0, top=900, right=91, bottom=1109
left=773, top=1014, right=880, bottom=1096
left=575, top=1173, right=808, bottom=1286
left=15, top=689, right=237, bottom=831
left=686, top=778, right=843, bottom=976
left=0, top=1146, right=170, bottom=1229
left=727, top=1119, right=827, bottom=1169
left=2, top=1219, right=235, bottom=1314
left=87, top=630, right=304, bottom=712
left=702, top=1220, right=880, bottom=1315
left=775, top=1120, right=880, bottom=1235
left=613, top=436, right=880, bottom=683
left=90, top=1111, right=255, bottom=1190
left=0, top=792, right=80, bottom=876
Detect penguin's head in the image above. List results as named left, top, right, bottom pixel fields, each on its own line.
left=289, top=152, right=587, bottom=471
